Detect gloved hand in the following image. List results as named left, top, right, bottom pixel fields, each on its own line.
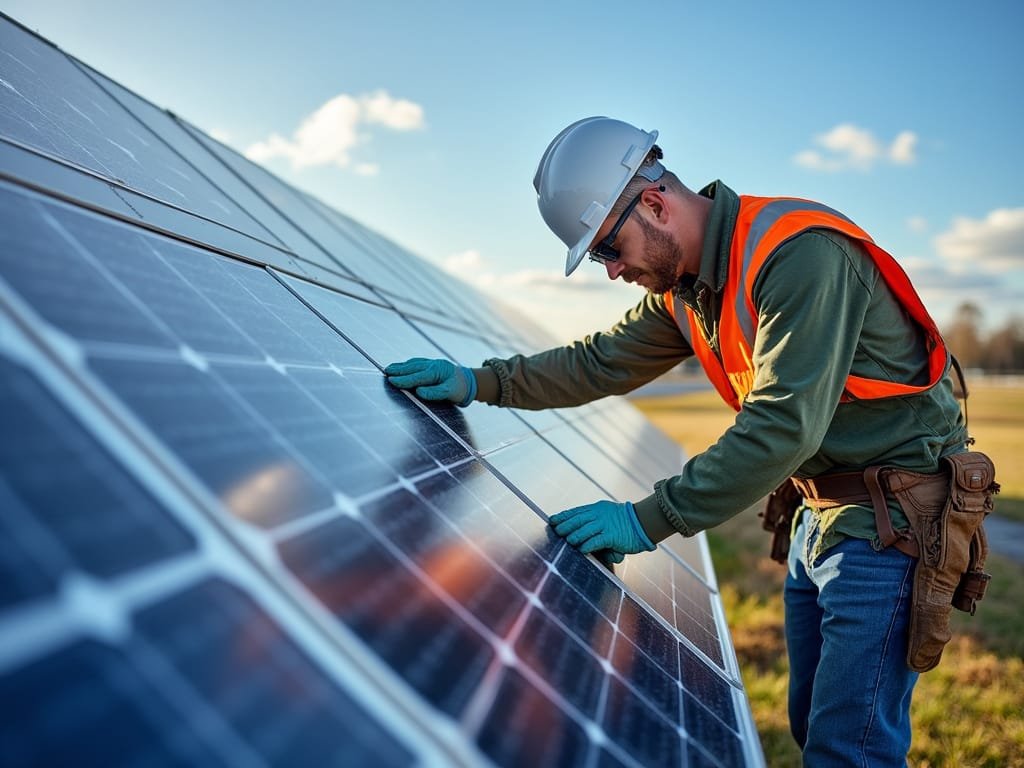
left=596, top=550, right=625, bottom=567
left=549, top=500, right=656, bottom=558
left=384, top=358, right=477, bottom=407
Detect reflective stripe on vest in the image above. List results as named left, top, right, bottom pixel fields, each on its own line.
left=665, top=196, right=949, bottom=412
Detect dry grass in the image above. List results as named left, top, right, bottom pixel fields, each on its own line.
left=632, top=381, right=1024, bottom=767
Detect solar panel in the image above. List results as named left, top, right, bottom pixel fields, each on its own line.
left=0, top=12, right=764, bottom=767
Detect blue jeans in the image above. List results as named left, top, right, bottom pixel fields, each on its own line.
left=784, top=511, right=919, bottom=767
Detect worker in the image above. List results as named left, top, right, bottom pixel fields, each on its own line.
left=384, top=116, right=967, bottom=766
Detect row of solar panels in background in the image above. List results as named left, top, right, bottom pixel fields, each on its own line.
left=0, top=12, right=763, bottom=768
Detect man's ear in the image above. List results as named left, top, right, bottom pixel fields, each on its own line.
left=640, top=185, right=669, bottom=223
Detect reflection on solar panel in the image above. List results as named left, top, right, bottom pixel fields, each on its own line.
left=0, top=12, right=764, bottom=767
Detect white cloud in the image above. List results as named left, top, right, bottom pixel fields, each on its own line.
left=505, top=269, right=610, bottom=291
left=906, top=215, right=929, bottom=233
left=794, top=124, right=919, bottom=172
left=244, top=90, right=424, bottom=172
left=442, top=249, right=489, bottom=273
left=433, top=250, right=640, bottom=341
left=889, top=130, right=918, bottom=165
left=438, top=250, right=613, bottom=294
left=934, top=208, right=1024, bottom=272
left=359, top=90, right=425, bottom=130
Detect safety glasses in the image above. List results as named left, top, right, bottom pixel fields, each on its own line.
left=587, top=184, right=664, bottom=265
left=587, top=192, right=643, bottom=265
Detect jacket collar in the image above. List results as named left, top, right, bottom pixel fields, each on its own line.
left=676, top=179, right=739, bottom=298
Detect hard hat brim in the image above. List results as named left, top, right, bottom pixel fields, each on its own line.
left=565, top=241, right=589, bottom=276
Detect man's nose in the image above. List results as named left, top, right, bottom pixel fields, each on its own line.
left=605, top=259, right=625, bottom=280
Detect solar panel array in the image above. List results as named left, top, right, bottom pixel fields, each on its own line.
left=0, top=13, right=763, bottom=767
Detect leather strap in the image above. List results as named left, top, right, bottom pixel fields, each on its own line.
left=794, top=468, right=921, bottom=558
left=864, top=466, right=898, bottom=548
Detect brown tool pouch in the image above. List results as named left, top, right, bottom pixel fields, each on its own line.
left=885, top=451, right=999, bottom=672
left=760, top=479, right=802, bottom=563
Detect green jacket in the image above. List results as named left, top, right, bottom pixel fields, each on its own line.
left=481, top=181, right=967, bottom=556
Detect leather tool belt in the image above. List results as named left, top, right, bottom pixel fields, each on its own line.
left=784, top=452, right=999, bottom=672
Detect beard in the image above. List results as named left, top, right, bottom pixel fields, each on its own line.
left=623, top=217, right=685, bottom=294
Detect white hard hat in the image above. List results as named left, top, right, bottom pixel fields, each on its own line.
left=533, top=117, right=662, bottom=276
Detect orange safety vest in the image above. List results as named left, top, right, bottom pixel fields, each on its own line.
left=665, top=196, right=949, bottom=412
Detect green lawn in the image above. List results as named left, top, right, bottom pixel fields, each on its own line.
left=632, top=379, right=1024, bottom=767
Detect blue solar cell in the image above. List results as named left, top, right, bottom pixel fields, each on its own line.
left=0, top=186, right=176, bottom=348
left=362, top=488, right=528, bottom=636
left=415, top=466, right=550, bottom=590
left=0, top=484, right=60, bottom=609
left=537, top=574, right=617, bottom=657
left=476, top=666, right=592, bottom=768
left=199, top=260, right=372, bottom=369
left=134, top=578, right=414, bottom=767
left=0, top=640, right=220, bottom=768
left=286, top=276, right=537, bottom=452
left=619, top=551, right=725, bottom=669
left=212, top=362, right=402, bottom=498
left=278, top=514, right=495, bottom=716
left=680, top=643, right=739, bottom=729
left=90, top=357, right=334, bottom=527
left=0, top=357, right=195, bottom=601
left=51, top=206, right=266, bottom=358
left=602, top=674, right=683, bottom=766
left=551, top=546, right=624, bottom=622
left=515, top=607, right=606, bottom=719
left=282, top=274, right=442, bottom=366
left=617, top=595, right=681, bottom=679
left=485, top=435, right=608, bottom=518
left=610, top=632, right=682, bottom=725
left=682, top=690, right=746, bottom=767
left=290, top=367, right=467, bottom=477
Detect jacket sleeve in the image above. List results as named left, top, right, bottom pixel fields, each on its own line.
left=637, top=231, right=878, bottom=536
left=481, top=291, right=692, bottom=410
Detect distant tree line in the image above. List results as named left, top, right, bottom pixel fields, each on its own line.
left=944, top=302, right=1024, bottom=373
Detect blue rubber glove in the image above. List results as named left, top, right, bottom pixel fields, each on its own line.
left=384, top=358, right=477, bottom=407
left=596, top=550, right=625, bottom=567
left=549, top=500, right=656, bottom=558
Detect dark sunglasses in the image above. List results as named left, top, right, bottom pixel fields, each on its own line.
left=587, top=185, right=665, bottom=265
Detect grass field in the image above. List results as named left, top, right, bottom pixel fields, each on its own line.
left=632, top=380, right=1024, bottom=767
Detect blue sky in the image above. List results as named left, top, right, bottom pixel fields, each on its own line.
left=7, top=0, right=1023, bottom=342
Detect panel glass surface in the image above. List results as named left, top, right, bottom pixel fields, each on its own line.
left=330, top=212, right=511, bottom=338
left=408, top=320, right=566, bottom=434
left=0, top=581, right=413, bottom=768
left=0, top=20, right=258, bottom=233
left=0, top=342, right=415, bottom=766
left=618, top=550, right=727, bottom=670
left=0, top=356, right=195, bottom=607
left=300, top=193, right=454, bottom=317
left=540, top=423, right=652, bottom=501
left=486, top=435, right=608, bottom=518
left=572, top=399, right=685, bottom=484
left=0, top=188, right=472, bottom=522
left=284, top=275, right=537, bottom=453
